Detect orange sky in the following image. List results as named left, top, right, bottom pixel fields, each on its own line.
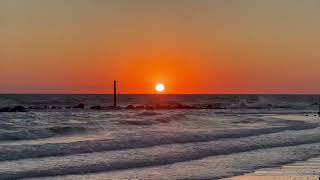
left=1, top=0, right=320, bottom=94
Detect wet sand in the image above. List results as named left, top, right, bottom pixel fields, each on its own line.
left=228, top=157, right=320, bottom=180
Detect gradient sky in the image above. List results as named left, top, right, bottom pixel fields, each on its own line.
left=1, top=0, right=320, bottom=94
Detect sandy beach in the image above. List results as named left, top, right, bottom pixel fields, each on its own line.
left=228, top=157, right=320, bottom=180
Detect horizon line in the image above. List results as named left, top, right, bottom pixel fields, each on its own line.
left=0, top=93, right=319, bottom=95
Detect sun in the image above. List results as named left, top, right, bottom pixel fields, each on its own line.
left=155, top=83, right=165, bottom=92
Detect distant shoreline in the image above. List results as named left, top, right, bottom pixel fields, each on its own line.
left=0, top=93, right=319, bottom=95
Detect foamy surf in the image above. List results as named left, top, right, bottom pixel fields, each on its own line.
left=0, top=94, right=319, bottom=179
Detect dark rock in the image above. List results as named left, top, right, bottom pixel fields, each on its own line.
left=125, top=105, right=135, bottom=109
left=12, top=106, right=27, bottom=112
left=47, top=126, right=86, bottom=134
left=65, top=106, right=71, bottom=109
left=175, top=104, right=194, bottom=109
left=73, top=103, right=85, bottom=109
left=28, top=106, right=37, bottom=109
left=120, top=120, right=153, bottom=125
left=51, top=106, right=57, bottom=109
left=135, top=105, right=145, bottom=109
left=0, top=106, right=27, bottom=112
left=0, top=107, right=10, bottom=112
left=90, top=105, right=102, bottom=110
left=106, top=106, right=121, bottom=110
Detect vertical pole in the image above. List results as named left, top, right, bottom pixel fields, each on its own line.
left=318, top=96, right=320, bottom=117
left=114, top=80, right=117, bottom=107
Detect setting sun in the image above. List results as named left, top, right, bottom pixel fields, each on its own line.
left=155, top=83, right=165, bottom=92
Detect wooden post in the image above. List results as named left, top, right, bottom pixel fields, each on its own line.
left=113, top=80, right=117, bottom=107
left=318, top=96, right=320, bottom=117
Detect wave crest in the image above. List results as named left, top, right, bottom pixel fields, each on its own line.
left=0, top=126, right=86, bottom=141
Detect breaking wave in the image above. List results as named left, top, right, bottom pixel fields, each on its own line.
left=0, top=126, right=86, bottom=141
left=0, top=121, right=316, bottom=161
left=3, top=128, right=320, bottom=179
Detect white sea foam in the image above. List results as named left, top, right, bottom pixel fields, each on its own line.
left=0, top=95, right=319, bottom=179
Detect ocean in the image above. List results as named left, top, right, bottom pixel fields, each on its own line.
left=0, top=94, right=319, bottom=179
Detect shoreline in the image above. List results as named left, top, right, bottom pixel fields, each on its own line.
left=227, top=157, right=320, bottom=180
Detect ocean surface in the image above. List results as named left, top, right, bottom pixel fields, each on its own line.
left=0, top=94, right=320, bottom=179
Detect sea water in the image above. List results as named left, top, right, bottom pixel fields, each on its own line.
left=0, top=94, right=319, bottom=179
